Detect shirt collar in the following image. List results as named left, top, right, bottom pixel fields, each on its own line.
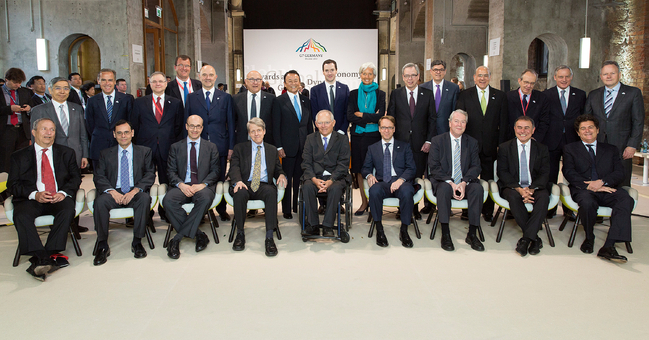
left=34, top=143, right=52, bottom=153
left=433, top=80, right=443, bottom=86
left=203, top=86, right=215, bottom=94
left=51, top=99, right=66, bottom=107
left=582, top=140, right=598, bottom=148
left=118, top=143, right=133, bottom=154
left=176, top=77, right=190, bottom=84
left=517, top=138, right=530, bottom=148
left=252, top=140, right=263, bottom=148
left=153, top=93, right=165, bottom=102
left=518, top=88, right=531, bottom=99
left=321, top=132, right=332, bottom=140
left=247, top=90, right=260, bottom=98
left=325, top=80, right=336, bottom=87
left=606, top=82, right=621, bottom=92
left=103, top=90, right=116, bottom=99
left=406, top=86, right=418, bottom=95
left=557, top=85, right=570, bottom=94
left=383, top=137, right=394, bottom=146
left=187, top=136, right=201, bottom=145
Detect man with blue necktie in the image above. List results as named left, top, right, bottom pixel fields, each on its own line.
left=165, top=55, right=202, bottom=107
left=421, top=60, right=459, bottom=135
left=92, top=120, right=155, bottom=266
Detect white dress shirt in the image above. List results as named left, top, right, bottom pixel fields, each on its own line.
left=516, top=139, right=532, bottom=186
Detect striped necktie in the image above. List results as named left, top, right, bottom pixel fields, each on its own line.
left=452, top=139, right=462, bottom=184
left=604, top=89, right=613, bottom=117
left=106, top=95, right=113, bottom=123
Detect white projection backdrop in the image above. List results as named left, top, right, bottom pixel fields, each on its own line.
left=243, top=29, right=378, bottom=92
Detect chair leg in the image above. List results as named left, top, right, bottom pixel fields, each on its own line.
left=163, top=224, right=173, bottom=248
left=625, top=242, right=633, bottom=254
left=477, top=224, right=485, bottom=242
left=275, top=219, right=282, bottom=240
left=70, top=217, right=82, bottom=240
left=147, top=212, right=156, bottom=233
left=496, top=210, right=508, bottom=243
left=411, top=211, right=421, bottom=239
left=491, top=207, right=501, bottom=227
left=366, top=208, right=372, bottom=223
left=92, top=238, right=99, bottom=256
left=368, top=218, right=375, bottom=238
left=567, top=215, right=580, bottom=248
left=426, top=207, right=435, bottom=224
left=145, top=226, right=155, bottom=249
left=208, top=209, right=219, bottom=228
left=70, top=227, right=82, bottom=256
left=228, top=218, right=236, bottom=243
left=13, top=245, right=20, bottom=267
left=207, top=210, right=220, bottom=244
left=559, top=215, right=569, bottom=231
left=543, top=218, right=555, bottom=247
left=430, top=215, right=439, bottom=240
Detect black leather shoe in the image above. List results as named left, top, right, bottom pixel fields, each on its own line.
left=413, top=210, right=422, bottom=221
left=318, top=205, right=326, bottom=215
left=302, top=224, right=319, bottom=236
left=77, top=226, right=89, bottom=232
left=465, top=233, right=485, bottom=251
left=322, top=227, right=335, bottom=237
left=26, top=264, right=47, bottom=281
left=395, top=208, right=401, bottom=220
left=515, top=238, right=530, bottom=257
left=399, top=230, right=413, bottom=248
left=283, top=212, right=293, bottom=219
left=580, top=238, right=594, bottom=254
left=131, top=243, right=147, bottom=258
left=93, top=247, right=110, bottom=266
left=265, top=238, right=278, bottom=257
left=167, top=239, right=180, bottom=259
left=595, top=216, right=604, bottom=224
left=376, top=230, right=389, bottom=247
left=219, top=211, right=231, bottom=221
left=420, top=205, right=433, bottom=214
left=441, top=234, right=455, bottom=251
left=195, top=233, right=209, bottom=252
left=483, top=214, right=493, bottom=223
left=50, top=254, right=69, bottom=268
left=546, top=211, right=556, bottom=219
left=597, top=246, right=627, bottom=263
left=233, top=233, right=245, bottom=251
left=528, top=237, right=543, bottom=255
left=460, top=210, right=469, bottom=221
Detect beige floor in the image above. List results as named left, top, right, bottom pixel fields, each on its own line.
left=1, top=165, right=649, bottom=339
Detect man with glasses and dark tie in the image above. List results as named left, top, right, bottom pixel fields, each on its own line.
left=562, top=114, right=634, bottom=263
left=421, top=60, right=459, bottom=135
left=27, top=76, right=52, bottom=107
left=506, top=69, right=550, bottom=143
left=85, top=68, right=134, bottom=170
left=585, top=60, right=644, bottom=187
left=164, top=115, right=220, bottom=259
left=233, top=70, right=275, bottom=145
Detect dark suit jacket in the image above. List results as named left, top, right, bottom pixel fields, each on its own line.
left=584, top=83, right=645, bottom=154
left=167, top=138, right=220, bottom=191
left=457, top=86, right=508, bottom=159
left=67, top=87, right=83, bottom=107
left=347, top=89, right=386, bottom=136
left=29, top=93, right=52, bottom=107
left=93, top=144, right=155, bottom=193
left=497, top=138, right=550, bottom=191
left=228, top=141, right=284, bottom=185
left=30, top=101, right=88, bottom=166
left=387, top=86, right=436, bottom=150
left=233, top=90, right=275, bottom=145
left=428, top=132, right=482, bottom=187
left=562, top=141, right=624, bottom=191
left=132, top=94, right=184, bottom=158
left=310, top=81, right=350, bottom=134
left=361, top=139, right=416, bottom=182
left=85, top=91, right=134, bottom=160
left=301, top=131, right=351, bottom=184
left=163, top=78, right=202, bottom=105
left=273, top=92, right=313, bottom=158
left=185, top=88, right=235, bottom=156
left=0, top=86, right=33, bottom=139
left=506, top=89, right=550, bottom=143
left=543, top=86, right=586, bottom=151
left=7, top=144, right=81, bottom=202
left=421, top=79, right=459, bottom=134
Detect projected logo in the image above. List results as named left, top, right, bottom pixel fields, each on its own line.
left=296, top=38, right=327, bottom=60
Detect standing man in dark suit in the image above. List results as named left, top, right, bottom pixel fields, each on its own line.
left=428, top=109, right=484, bottom=252
left=131, top=71, right=183, bottom=221
left=185, top=65, right=234, bottom=221
left=562, top=114, right=634, bottom=263
left=506, top=69, right=550, bottom=143
left=85, top=68, right=134, bottom=169
left=543, top=65, right=586, bottom=218
left=273, top=70, right=313, bottom=219
left=92, top=120, right=155, bottom=265
left=388, top=63, right=436, bottom=220
left=228, top=117, right=287, bottom=256
left=310, top=59, right=350, bottom=135
left=27, top=76, right=51, bottom=107
left=301, top=110, right=351, bottom=237
left=421, top=60, right=459, bottom=134
left=8, top=118, right=82, bottom=281
left=0, top=67, right=33, bottom=173
left=457, top=66, right=508, bottom=222
left=362, top=115, right=417, bottom=248
left=497, top=116, right=550, bottom=256
left=585, top=60, right=645, bottom=187
left=164, top=55, right=202, bottom=107
left=67, top=73, right=85, bottom=108
left=233, top=70, right=275, bottom=145
left=164, top=115, right=220, bottom=259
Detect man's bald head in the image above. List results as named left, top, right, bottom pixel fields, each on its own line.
left=245, top=70, right=263, bottom=94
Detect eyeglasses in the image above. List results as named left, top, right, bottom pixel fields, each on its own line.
left=316, top=121, right=333, bottom=126
left=403, top=74, right=418, bottom=79
left=246, top=78, right=262, bottom=83
left=187, top=124, right=203, bottom=130
left=431, top=68, right=446, bottom=73
left=379, top=126, right=394, bottom=131
left=53, top=86, right=70, bottom=91
left=175, top=64, right=191, bottom=69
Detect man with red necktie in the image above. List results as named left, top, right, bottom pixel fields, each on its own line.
left=506, top=69, right=550, bottom=143
left=0, top=68, right=33, bottom=173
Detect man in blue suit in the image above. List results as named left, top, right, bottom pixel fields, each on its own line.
left=85, top=68, right=133, bottom=170
left=185, top=65, right=235, bottom=220
left=310, top=59, right=349, bottom=135
left=421, top=60, right=459, bottom=134
left=362, top=116, right=417, bottom=248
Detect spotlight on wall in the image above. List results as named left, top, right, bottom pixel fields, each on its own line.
left=36, top=39, right=49, bottom=71
left=483, top=55, right=488, bottom=68
left=381, top=68, right=387, bottom=81
left=236, top=68, right=242, bottom=82
left=579, top=37, right=591, bottom=69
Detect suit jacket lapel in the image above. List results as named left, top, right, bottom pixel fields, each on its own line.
left=178, top=141, right=188, bottom=180
left=161, top=98, right=175, bottom=125
left=529, top=141, right=536, bottom=174
left=197, top=89, right=208, bottom=111
left=112, top=93, right=123, bottom=118
left=609, top=84, right=626, bottom=116
left=509, top=140, right=520, bottom=179
left=460, top=134, right=469, bottom=173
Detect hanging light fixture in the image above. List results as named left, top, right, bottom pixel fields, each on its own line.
left=579, top=0, right=590, bottom=69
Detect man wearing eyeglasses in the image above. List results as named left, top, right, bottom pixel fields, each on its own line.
left=421, top=60, right=459, bottom=135
left=233, top=70, right=275, bottom=145
left=506, top=69, right=550, bottom=143
left=157, top=55, right=202, bottom=107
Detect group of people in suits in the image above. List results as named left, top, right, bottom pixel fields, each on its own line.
left=4, top=56, right=643, bottom=281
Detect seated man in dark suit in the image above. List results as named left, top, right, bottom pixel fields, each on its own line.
left=428, top=109, right=484, bottom=252
left=497, top=116, right=550, bottom=256
left=92, top=120, right=155, bottom=265
left=562, top=114, right=634, bottom=263
left=361, top=115, right=417, bottom=248
left=7, top=118, right=81, bottom=281
left=163, top=115, right=220, bottom=259
left=301, top=110, right=351, bottom=237
left=228, top=117, right=287, bottom=256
